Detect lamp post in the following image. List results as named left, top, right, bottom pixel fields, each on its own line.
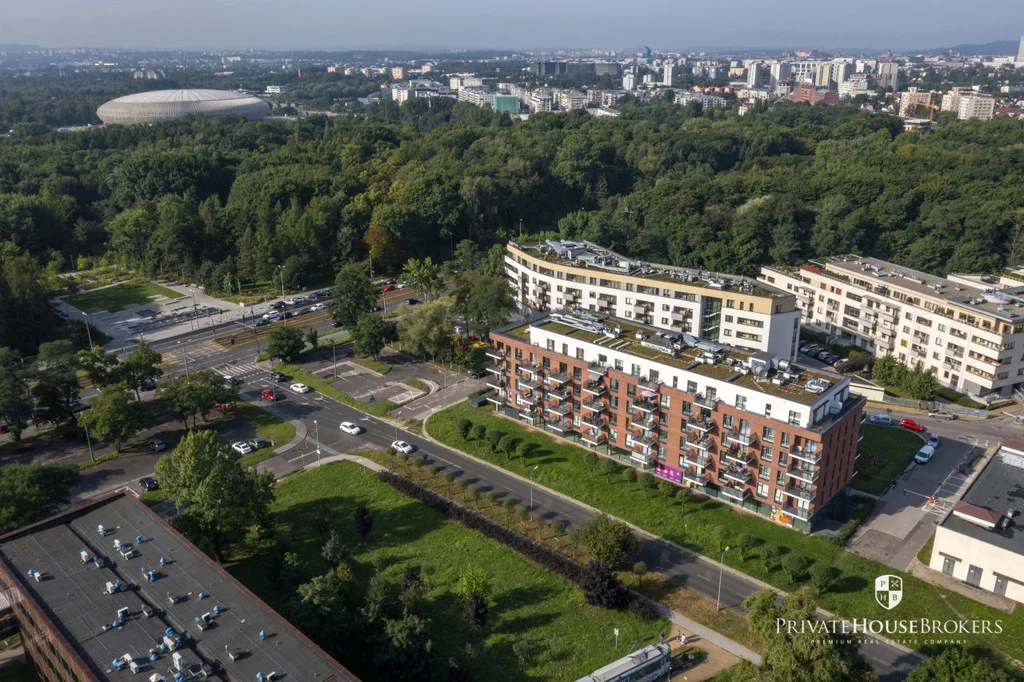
left=314, top=419, right=321, bottom=466
left=716, top=546, right=730, bottom=611
left=177, top=340, right=190, bottom=375
left=528, top=465, right=538, bottom=511
left=84, top=425, right=95, bottom=463
left=82, top=312, right=93, bottom=350
left=277, top=265, right=285, bottom=298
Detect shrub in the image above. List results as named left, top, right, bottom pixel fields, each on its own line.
left=623, top=468, right=638, bottom=485
left=600, top=458, right=619, bottom=478
left=580, top=561, right=629, bottom=610
left=761, top=545, right=780, bottom=573
left=430, top=465, right=442, bottom=477
left=781, top=554, right=808, bottom=584
left=497, top=435, right=515, bottom=457
left=584, top=451, right=598, bottom=467
left=515, top=442, right=531, bottom=460
left=809, top=563, right=835, bottom=594
left=551, top=520, right=567, bottom=537
left=829, top=498, right=876, bottom=548
left=470, top=424, right=486, bottom=440
left=457, top=419, right=472, bottom=439
left=714, top=526, right=731, bottom=553
left=627, top=597, right=660, bottom=622
left=485, top=428, right=504, bottom=450
left=738, top=533, right=758, bottom=561
left=577, top=513, right=639, bottom=570
left=639, top=472, right=657, bottom=496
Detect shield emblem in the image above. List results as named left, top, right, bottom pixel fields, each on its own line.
left=875, top=574, right=903, bottom=610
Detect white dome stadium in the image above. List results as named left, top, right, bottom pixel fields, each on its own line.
left=96, top=89, right=269, bottom=125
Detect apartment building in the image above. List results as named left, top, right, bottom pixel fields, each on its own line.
left=528, top=90, right=553, bottom=113
left=391, top=79, right=454, bottom=103
left=505, top=240, right=801, bottom=359
left=674, top=91, right=727, bottom=109
left=899, top=88, right=935, bottom=117
left=958, top=94, right=996, bottom=121
left=760, top=257, right=1024, bottom=397
left=486, top=311, right=864, bottom=530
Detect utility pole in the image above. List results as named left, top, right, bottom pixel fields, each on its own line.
left=84, top=426, right=94, bottom=462
left=332, top=342, right=338, bottom=378
left=529, top=465, right=538, bottom=511
left=716, top=546, right=730, bottom=611
left=177, top=340, right=190, bottom=375
left=314, top=419, right=321, bottom=466
left=82, top=312, right=93, bottom=350
left=277, top=265, right=285, bottom=298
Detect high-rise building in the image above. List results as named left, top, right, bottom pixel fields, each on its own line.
left=662, top=63, right=677, bottom=86
left=876, top=62, right=899, bottom=90
left=958, top=94, right=996, bottom=121
left=642, top=45, right=653, bottom=59
left=528, top=90, right=553, bottom=113
left=622, top=72, right=637, bottom=90
left=391, top=79, right=454, bottom=103
left=814, top=63, right=833, bottom=87
left=746, top=63, right=762, bottom=88
left=1017, top=35, right=1024, bottom=64
left=390, top=66, right=406, bottom=80
left=492, top=94, right=520, bottom=115
left=899, top=88, right=934, bottom=117
left=485, top=311, right=864, bottom=530
left=769, top=62, right=792, bottom=91
left=831, top=61, right=851, bottom=84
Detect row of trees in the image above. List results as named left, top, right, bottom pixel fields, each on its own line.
left=870, top=356, right=940, bottom=400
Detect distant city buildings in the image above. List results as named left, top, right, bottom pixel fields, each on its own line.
left=899, top=88, right=935, bottom=117
left=390, top=79, right=454, bottom=103
left=390, top=66, right=406, bottom=80
left=265, top=84, right=287, bottom=95
left=674, top=91, right=727, bottom=109
left=789, top=84, right=838, bottom=106
left=876, top=62, right=899, bottom=90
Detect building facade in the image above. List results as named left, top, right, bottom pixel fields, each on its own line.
left=486, top=311, right=864, bottom=530
left=958, top=94, right=996, bottom=121
left=492, top=94, right=520, bottom=114
left=760, top=257, right=1024, bottom=397
left=506, top=240, right=801, bottom=359
left=391, top=79, right=454, bottom=103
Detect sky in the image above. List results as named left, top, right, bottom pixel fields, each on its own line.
left=4, top=0, right=1024, bottom=52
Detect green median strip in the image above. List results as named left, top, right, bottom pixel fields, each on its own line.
left=426, top=401, right=1024, bottom=664
left=352, top=357, right=391, bottom=374
left=233, top=401, right=297, bottom=468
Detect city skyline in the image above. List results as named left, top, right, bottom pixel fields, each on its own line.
left=4, top=0, right=1024, bottom=53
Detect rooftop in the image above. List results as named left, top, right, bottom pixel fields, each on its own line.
left=0, top=493, right=357, bottom=682
left=104, top=89, right=257, bottom=104
left=511, top=240, right=785, bottom=299
left=940, top=445, right=1024, bottom=555
left=496, top=311, right=844, bottom=407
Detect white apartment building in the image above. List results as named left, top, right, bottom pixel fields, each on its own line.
left=391, top=79, right=454, bottom=104
left=899, top=88, right=934, bottom=117
left=674, top=92, right=727, bottom=109
left=557, top=90, right=588, bottom=111
left=958, top=94, right=996, bottom=121
left=458, top=87, right=494, bottom=107
left=760, top=257, right=1024, bottom=397
left=929, top=443, right=1024, bottom=604
left=838, top=75, right=873, bottom=99
left=622, top=73, right=638, bottom=91
left=769, top=62, right=792, bottom=91
left=528, top=90, right=553, bottom=113
left=505, top=240, right=802, bottom=360
left=662, top=63, right=677, bottom=86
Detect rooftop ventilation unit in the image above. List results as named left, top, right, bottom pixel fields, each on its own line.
left=803, top=378, right=832, bottom=394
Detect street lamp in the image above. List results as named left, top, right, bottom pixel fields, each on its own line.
left=81, top=312, right=93, bottom=350
left=529, top=465, right=538, bottom=511
left=716, top=546, right=730, bottom=611
left=177, top=340, right=190, bottom=375
left=314, top=419, right=321, bottom=466
left=277, top=265, right=285, bottom=298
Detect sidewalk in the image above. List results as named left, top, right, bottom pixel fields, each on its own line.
left=273, top=420, right=307, bottom=455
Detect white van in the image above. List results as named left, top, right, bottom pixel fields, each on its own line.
left=914, top=445, right=936, bottom=464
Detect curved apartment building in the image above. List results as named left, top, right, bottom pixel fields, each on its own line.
left=505, top=240, right=802, bottom=360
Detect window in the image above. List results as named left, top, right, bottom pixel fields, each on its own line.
left=774, top=489, right=784, bottom=504
left=776, top=470, right=785, bottom=486
left=723, top=414, right=734, bottom=429
left=758, top=464, right=770, bottom=480
left=778, top=451, right=788, bottom=467
left=764, top=404, right=772, bottom=418
left=610, top=378, right=619, bottom=392
left=682, top=402, right=691, bottom=415
left=735, top=395, right=747, bottom=410
left=760, top=446, right=773, bottom=462
left=631, top=363, right=641, bottom=377
left=788, top=410, right=801, bottom=426
left=614, top=359, right=624, bottom=371
left=756, top=482, right=769, bottom=498
left=687, top=380, right=698, bottom=395
left=609, top=429, right=618, bottom=442
left=723, top=329, right=732, bottom=336
left=660, top=395, right=671, bottom=408
left=762, top=426, right=775, bottom=442
left=781, top=432, right=791, bottom=448
left=739, top=419, right=750, bottom=435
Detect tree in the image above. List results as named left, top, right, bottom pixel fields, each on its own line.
left=632, top=560, right=648, bottom=588
left=31, top=340, right=80, bottom=426
left=497, top=435, right=515, bottom=458
left=461, top=592, right=488, bottom=633
left=322, top=529, right=347, bottom=566
left=155, top=430, right=275, bottom=561
left=762, top=545, right=781, bottom=573
left=485, top=427, right=504, bottom=450
left=600, top=457, right=619, bottom=478
left=0, top=464, right=78, bottom=533
left=158, top=369, right=233, bottom=428
left=502, top=497, right=516, bottom=523
left=353, top=313, right=388, bottom=360
left=577, top=513, right=639, bottom=570
left=77, top=385, right=144, bottom=452
left=354, top=501, right=373, bottom=543
left=376, top=612, right=434, bottom=681
left=331, top=260, right=377, bottom=328
left=77, top=345, right=120, bottom=388
left=305, top=328, right=319, bottom=351
left=0, top=347, right=33, bottom=441
left=584, top=451, right=598, bottom=468
left=470, top=424, right=486, bottom=440
left=580, top=560, right=629, bottom=609
left=808, top=564, right=835, bottom=595
left=456, top=418, right=472, bottom=439
left=715, top=526, right=732, bottom=553
left=738, top=533, right=758, bottom=561
left=267, top=326, right=306, bottom=363
left=623, top=468, right=638, bottom=485
left=905, top=646, right=1009, bottom=682
left=639, top=472, right=657, bottom=496
left=401, top=256, right=442, bottom=301
left=451, top=269, right=514, bottom=335
left=455, top=565, right=493, bottom=604
left=781, top=554, right=808, bottom=585
left=120, top=342, right=163, bottom=399
left=397, top=300, right=452, bottom=361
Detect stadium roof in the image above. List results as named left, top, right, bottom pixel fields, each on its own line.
left=96, top=88, right=269, bottom=125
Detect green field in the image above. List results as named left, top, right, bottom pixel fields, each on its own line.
left=225, top=461, right=666, bottom=681
left=402, top=378, right=431, bottom=393
left=352, top=357, right=392, bottom=374
left=851, top=424, right=923, bottom=495
left=68, top=281, right=180, bottom=312
left=426, top=401, right=1024, bottom=664
left=233, top=401, right=295, bottom=468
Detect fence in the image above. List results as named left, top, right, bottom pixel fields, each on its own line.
left=877, top=394, right=989, bottom=419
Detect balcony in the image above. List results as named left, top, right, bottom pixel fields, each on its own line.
left=546, top=403, right=570, bottom=417
left=632, top=416, right=658, bottom=431
left=727, top=432, right=755, bottom=447
left=683, top=454, right=710, bottom=468
left=485, top=377, right=505, bottom=390
left=786, top=485, right=816, bottom=501
left=580, top=431, right=607, bottom=446
left=547, top=388, right=571, bottom=401
left=687, top=418, right=714, bottom=433
left=722, top=467, right=752, bottom=484
left=687, top=437, right=712, bottom=452
left=694, top=395, right=718, bottom=409
left=519, top=378, right=541, bottom=391
left=683, top=471, right=710, bottom=487
left=631, top=451, right=654, bottom=466
left=485, top=363, right=504, bottom=375
left=518, top=363, right=541, bottom=375
left=485, top=348, right=506, bottom=360
left=587, top=363, right=609, bottom=376
left=945, top=347, right=964, bottom=359
left=547, top=373, right=570, bottom=385
left=581, top=400, right=607, bottom=413
left=879, top=326, right=895, bottom=338
left=671, top=310, right=689, bottom=321
left=782, top=505, right=813, bottom=521
left=547, top=419, right=574, bottom=434
left=788, top=464, right=819, bottom=483
left=633, top=398, right=659, bottom=414
left=638, top=376, right=661, bottom=391
left=487, top=393, right=505, bottom=405
left=582, top=380, right=607, bottom=396
left=631, top=434, right=656, bottom=448
left=877, top=338, right=893, bottom=351
left=519, top=393, right=541, bottom=406
left=826, top=302, right=840, bottom=312
left=720, top=485, right=750, bottom=502
left=722, top=449, right=754, bottom=465
left=910, top=348, right=926, bottom=359
left=582, top=415, right=606, bottom=429
left=789, top=447, right=821, bottom=464
left=879, top=311, right=897, bottom=324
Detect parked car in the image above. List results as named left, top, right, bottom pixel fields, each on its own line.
left=340, top=421, right=364, bottom=435
left=330, top=319, right=343, bottom=327
left=926, top=434, right=940, bottom=449
left=290, top=383, right=311, bottom=394
left=391, top=440, right=415, bottom=454
left=270, top=372, right=286, bottom=382
left=832, top=359, right=850, bottom=372
left=900, top=418, right=925, bottom=432
left=268, top=301, right=285, bottom=310
left=138, top=477, right=159, bottom=492
left=914, top=445, right=937, bottom=464
left=138, top=379, right=158, bottom=392
left=231, top=441, right=253, bottom=455
left=405, top=298, right=421, bottom=306
left=263, top=310, right=283, bottom=321
left=927, top=411, right=957, bottom=420
left=261, top=388, right=279, bottom=401
left=370, top=305, right=383, bottom=313
left=148, top=439, right=167, bottom=452
left=382, top=284, right=396, bottom=293
left=799, top=344, right=814, bottom=354
left=285, top=295, right=307, bottom=305
left=310, top=303, right=326, bottom=312
left=254, top=317, right=270, bottom=327
left=868, top=414, right=893, bottom=426
left=248, top=437, right=271, bottom=450
left=222, top=375, right=242, bottom=386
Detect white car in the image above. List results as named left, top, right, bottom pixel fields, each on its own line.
left=262, top=310, right=283, bottom=321
left=340, top=421, right=364, bottom=435
left=231, top=441, right=253, bottom=455
left=391, top=440, right=415, bottom=454
left=309, top=303, right=326, bottom=312
left=285, top=295, right=307, bottom=305
left=290, top=383, right=311, bottom=394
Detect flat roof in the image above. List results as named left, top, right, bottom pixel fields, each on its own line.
left=0, top=493, right=358, bottom=682
left=940, top=446, right=1024, bottom=555
left=496, top=312, right=848, bottom=407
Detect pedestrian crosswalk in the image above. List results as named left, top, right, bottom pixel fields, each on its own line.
left=217, top=361, right=264, bottom=379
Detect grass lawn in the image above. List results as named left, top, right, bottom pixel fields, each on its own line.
left=353, top=357, right=391, bottom=374
left=850, top=424, right=922, bottom=495
left=916, top=531, right=935, bottom=565
left=402, top=378, right=431, bottom=393
left=934, top=386, right=986, bottom=409
left=277, top=363, right=397, bottom=416
left=225, top=461, right=667, bottom=681
left=67, top=280, right=180, bottom=312
left=232, top=401, right=295, bottom=467
left=426, top=401, right=1024, bottom=664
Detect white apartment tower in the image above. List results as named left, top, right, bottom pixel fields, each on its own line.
left=662, top=63, right=677, bottom=86
left=1017, top=35, right=1024, bottom=65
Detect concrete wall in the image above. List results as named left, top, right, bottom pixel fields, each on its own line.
left=929, top=525, right=1024, bottom=604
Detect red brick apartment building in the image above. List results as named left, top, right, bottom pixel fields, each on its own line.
left=486, top=311, right=864, bottom=531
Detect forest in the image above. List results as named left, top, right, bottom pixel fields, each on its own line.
left=5, top=87, right=1024, bottom=356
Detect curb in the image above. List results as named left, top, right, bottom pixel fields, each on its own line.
left=657, top=605, right=761, bottom=665
left=273, top=420, right=307, bottom=455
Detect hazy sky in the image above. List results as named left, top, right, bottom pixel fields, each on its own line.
left=4, top=0, right=1024, bottom=52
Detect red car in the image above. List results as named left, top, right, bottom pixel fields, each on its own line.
left=261, top=388, right=279, bottom=401
left=382, top=284, right=396, bottom=293
left=900, top=418, right=925, bottom=432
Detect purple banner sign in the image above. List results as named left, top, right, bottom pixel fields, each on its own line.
left=654, top=463, right=682, bottom=484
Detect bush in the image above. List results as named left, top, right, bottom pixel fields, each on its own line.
left=497, top=435, right=515, bottom=457
left=829, top=498, right=876, bottom=548
left=809, top=563, right=835, bottom=594
left=600, top=458, right=620, bottom=478
left=470, top=424, right=487, bottom=440
left=551, top=520, right=567, bottom=537
left=762, top=545, right=780, bottom=573
left=584, top=451, right=598, bottom=467
left=457, top=419, right=472, bottom=439
left=781, top=554, right=808, bottom=584
left=580, top=561, right=629, bottom=610
left=485, top=428, right=504, bottom=450
left=627, top=597, right=660, bottom=622
left=623, top=468, right=638, bottom=485
left=577, top=513, right=639, bottom=570
left=515, top=442, right=531, bottom=460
